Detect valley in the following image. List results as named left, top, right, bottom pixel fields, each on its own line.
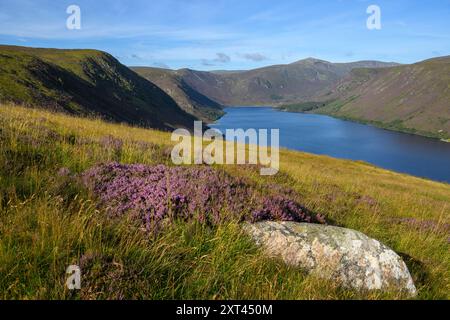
left=281, top=56, right=450, bottom=140
left=1, top=45, right=448, bottom=140
left=211, top=107, right=450, bottom=183
left=0, top=46, right=449, bottom=301
left=1, top=0, right=449, bottom=304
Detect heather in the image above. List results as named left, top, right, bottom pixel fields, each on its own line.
left=0, top=105, right=449, bottom=300
left=82, top=162, right=324, bottom=232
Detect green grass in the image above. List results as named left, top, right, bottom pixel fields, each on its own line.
left=279, top=101, right=328, bottom=113
left=0, top=45, right=197, bottom=130
left=0, top=104, right=449, bottom=300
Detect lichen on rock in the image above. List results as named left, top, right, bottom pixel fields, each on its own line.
left=243, top=221, right=417, bottom=296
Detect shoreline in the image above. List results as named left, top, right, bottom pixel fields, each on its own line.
left=211, top=106, right=450, bottom=184
left=215, top=105, right=450, bottom=143
left=273, top=106, right=450, bottom=143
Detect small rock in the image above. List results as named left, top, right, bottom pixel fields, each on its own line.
left=243, top=221, right=417, bottom=296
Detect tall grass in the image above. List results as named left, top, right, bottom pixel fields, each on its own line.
left=0, top=104, right=448, bottom=299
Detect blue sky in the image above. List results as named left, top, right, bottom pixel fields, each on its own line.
left=0, top=0, right=449, bottom=70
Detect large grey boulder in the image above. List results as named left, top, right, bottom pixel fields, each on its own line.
left=244, top=221, right=417, bottom=296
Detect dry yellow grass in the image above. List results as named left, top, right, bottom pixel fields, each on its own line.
left=0, top=104, right=449, bottom=299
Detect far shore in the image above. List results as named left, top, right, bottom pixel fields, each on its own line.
left=216, top=105, right=450, bottom=143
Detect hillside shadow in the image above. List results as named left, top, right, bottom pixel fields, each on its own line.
left=398, top=252, right=430, bottom=288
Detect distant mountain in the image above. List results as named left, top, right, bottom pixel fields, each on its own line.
left=132, top=66, right=224, bottom=122
left=174, top=58, right=399, bottom=106
left=0, top=45, right=197, bottom=130
left=209, top=70, right=245, bottom=75
left=6, top=44, right=445, bottom=139
left=287, top=56, right=450, bottom=140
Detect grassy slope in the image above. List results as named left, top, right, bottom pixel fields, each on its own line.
left=300, top=57, right=450, bottom=140
left=0, top=104, right=449, bottom=300
left=0, top=45, right=197, bottom=130
left=132, top=67, right=224, bottom=122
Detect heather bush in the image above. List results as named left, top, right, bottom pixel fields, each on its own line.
left=1, top=106, right=449, bottom=299
left=82, top=162, right=324, bottom=232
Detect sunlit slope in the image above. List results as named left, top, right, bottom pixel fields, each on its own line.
left=309, top=56, right=450, bottom=139
left=132, top=66, right=224, bottom=122
left=0, top=45, right=197, bottom=130
left=0, top=104, right=448, bottom=299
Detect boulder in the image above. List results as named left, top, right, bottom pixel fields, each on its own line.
left=243, top=221, right=417, bottom=296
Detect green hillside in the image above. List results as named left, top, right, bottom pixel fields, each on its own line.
left=0, top=104, right=448, bottom=299
left=284, top=57, right=450, bottom=140
left=132, top=66, right=224, bottom=122
left=0, top=45, right=197, bottom=130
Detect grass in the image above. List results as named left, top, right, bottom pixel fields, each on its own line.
left=0, top=104, right=449, bottom=300
left=0, top=45, right=197, bottom=130
left=279, top=101, right=329, bottom=113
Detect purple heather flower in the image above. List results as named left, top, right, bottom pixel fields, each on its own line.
left=82, top=162, right=325, bottom=233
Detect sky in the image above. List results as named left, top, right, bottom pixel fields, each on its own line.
left=0, top=0, right=449, bottom=70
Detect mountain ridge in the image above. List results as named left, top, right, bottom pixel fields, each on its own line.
left=131, top=66, right=225, bottom=122
left=0, top=45, right=198, bottom=130
left=281, top=56, right=450, bottom=139
left=165, top=59, right=399, bottom=106
left=2, top=44, right=448, bottom=139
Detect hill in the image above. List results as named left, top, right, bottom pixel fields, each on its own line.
left=0, top=45, right=197, bottom=130
left=131, top=66, right=224, bottom=122
left=286, top=56, right=450, bottom=139
left=175, top=58, right=398, bottom=106
left=0, top=104, right=448, bottom=299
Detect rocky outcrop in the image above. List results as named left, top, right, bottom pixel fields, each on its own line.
left=244, top=221, right=417, bottom=296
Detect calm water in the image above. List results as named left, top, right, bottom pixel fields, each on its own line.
left=210, top=107, right=450, bottom=183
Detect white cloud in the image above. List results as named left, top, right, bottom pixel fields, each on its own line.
left=214, top=53, right=231, bottom=63
left=239, top=53, right=268, bottom=61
